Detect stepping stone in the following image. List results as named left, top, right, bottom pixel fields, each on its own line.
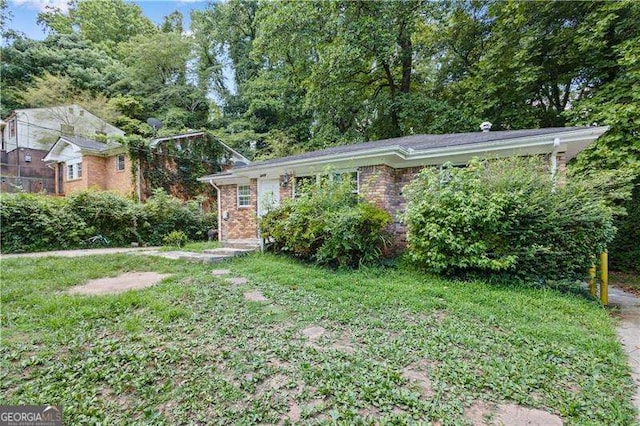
left=301, top=326, right=326, bottom=340
left=211, top=269, right=231, bottom=276
left=225, top=277, right=248, bottom=286
left=244, top=290, right=268, bottom=302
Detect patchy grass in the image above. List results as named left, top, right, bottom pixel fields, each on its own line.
left=159, top=240, right=220, bottom=253
left=611, top=270, right=640, bottom=296
left=1, top=253, right=636, bottom=424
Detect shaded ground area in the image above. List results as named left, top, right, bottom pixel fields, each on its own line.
left=609, top=285, right=640, bottom=418
left=612, top=270, right=640, bottom=297
left=1, top=254, right=636, bottom=424
left=67, top=272, right=171, bottom=295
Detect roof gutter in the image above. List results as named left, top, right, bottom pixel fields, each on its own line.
left=201, top=126, right=608, bottom=184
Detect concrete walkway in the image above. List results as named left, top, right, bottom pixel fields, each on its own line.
left=1, top=246, right=255, bottom=264
left=0, top=247, right=161, bottom=259
left=608, top=285, right=640, bottom=419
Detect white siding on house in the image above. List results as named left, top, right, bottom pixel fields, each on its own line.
left=2, top=105, right=125, bottom=153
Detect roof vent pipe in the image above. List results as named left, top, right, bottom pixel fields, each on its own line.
left=480, top=122, right=492, bottom=132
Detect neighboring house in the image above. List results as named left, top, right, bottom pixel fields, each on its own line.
left=43, top=136, right=132, bottom=196
left=143, top=131, right=250, bottom=203
left=199, top=125, right=609, bottom=247
left=43, top=131, right=250, bottom=201
left=0, top=105, right=125, bottom=194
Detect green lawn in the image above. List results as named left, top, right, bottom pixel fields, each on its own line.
left=1, top=254, right=636, bottom=424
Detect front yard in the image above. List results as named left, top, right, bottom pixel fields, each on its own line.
left=1, top=254, right=636, bottom=424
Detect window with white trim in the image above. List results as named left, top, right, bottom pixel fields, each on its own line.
left=237, top=185, right=251, bottom=207
left=67, top=161, right=82, bottom=180
left=116, top=154, right=126, bottom=171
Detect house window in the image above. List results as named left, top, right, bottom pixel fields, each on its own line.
left=116, top=154, right=126, bottom=171
left=237, top=185, right=251, bottom=207
left=8, top=119, right=16, bottom=137
left=332, top=171, right=359, bottom=194
left=67, top=162, right=82, bottom=180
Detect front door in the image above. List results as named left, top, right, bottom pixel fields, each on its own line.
left=257, top=179, right=280, bottom=217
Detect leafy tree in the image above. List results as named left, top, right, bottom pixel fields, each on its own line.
left=38, top=0, right=156, bottom=54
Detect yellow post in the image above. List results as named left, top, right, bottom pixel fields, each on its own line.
left=600, top=251, right=608, bottom=306
left=588, top=263, right=597, bottom=297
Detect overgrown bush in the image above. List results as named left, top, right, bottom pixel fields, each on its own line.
left=66, top=190, right=140, bottom=246
left=0, top=193, right=92, bottom=253
left=610, top=177, right=640, bottom=272
left=0, top=189, right=217, bottom=253
left=403, top=157, right=622, bottom=283
left=163, top=230, right=188, bottom=248
left=259, top=180, right=391, bottom=268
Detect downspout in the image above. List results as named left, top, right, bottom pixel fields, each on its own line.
left=210, top=180, right=222, bottom=242
left=550, top=137, right=560, bottom=191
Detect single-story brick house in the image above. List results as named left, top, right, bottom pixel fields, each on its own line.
left=199, top=125, right=608, bottom=247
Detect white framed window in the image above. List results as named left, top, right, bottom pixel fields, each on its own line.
left=116, top=154, right=126, bottom=171
left=237, top=185, right=251, bottom=207
left=8, top=119, right=16, bottom=137
left=67, top=161, right=82, bottom=180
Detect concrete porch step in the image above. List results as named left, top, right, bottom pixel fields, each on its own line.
left=221, top=239, right=261, bottom=250
left=203, top=247, right=255, bottom=256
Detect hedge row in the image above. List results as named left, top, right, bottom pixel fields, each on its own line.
left=0, top=189, right=216, bottom=253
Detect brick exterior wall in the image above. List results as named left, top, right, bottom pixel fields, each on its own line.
left=104, top=154, right=134, bottom=195
left=219, top=179, right=258, bottom=240
left=54, top=153, right=134, bottom=196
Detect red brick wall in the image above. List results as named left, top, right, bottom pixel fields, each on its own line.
left=55, top=153, right=134, bottom=196
left=85, top=155, right=106, bottom=189
left=104, top=154, right=134, bottom=195
left=279, top=175, right=293, bottom=200
left=219, top=179, right=258, bottom=240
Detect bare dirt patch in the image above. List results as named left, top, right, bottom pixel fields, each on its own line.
left=67, top=272, right=170, bottom=295
left=225, top=277, right=248, bottom=286
left=464, top=401, right=563, bottom=425
left=401, top=361, right=434, bottom=398
left=211, top=269, right=231, bottom=276
left=244, top=290, right=268, bottom=302
left=302, top=326, right=326, bottom=340
left=331, top=332, right=356, bottom=354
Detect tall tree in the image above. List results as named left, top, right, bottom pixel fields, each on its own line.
left=37, top=0, right=156, bottom=54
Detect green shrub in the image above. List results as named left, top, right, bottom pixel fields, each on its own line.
left=260, top=180, right=391, bottom=268
left=403, top=157, right=619, bottom=283
left=162, top=230, right=188, bottom=248
left=610, top=177, right=640, bottom=272
left=0, top=193, right=93, bottom=253
left=66, top=189, right=140, bottom=246
left=0, top=189, right=217, bottom=253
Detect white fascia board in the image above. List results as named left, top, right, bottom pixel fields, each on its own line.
left=200, top=127, right=608, bottom=183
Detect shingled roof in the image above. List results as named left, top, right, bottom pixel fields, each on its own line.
left=236, top=127, right=589, bottom=170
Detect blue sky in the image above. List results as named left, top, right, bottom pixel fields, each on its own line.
left=5, top=0, right=210, bottom=39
